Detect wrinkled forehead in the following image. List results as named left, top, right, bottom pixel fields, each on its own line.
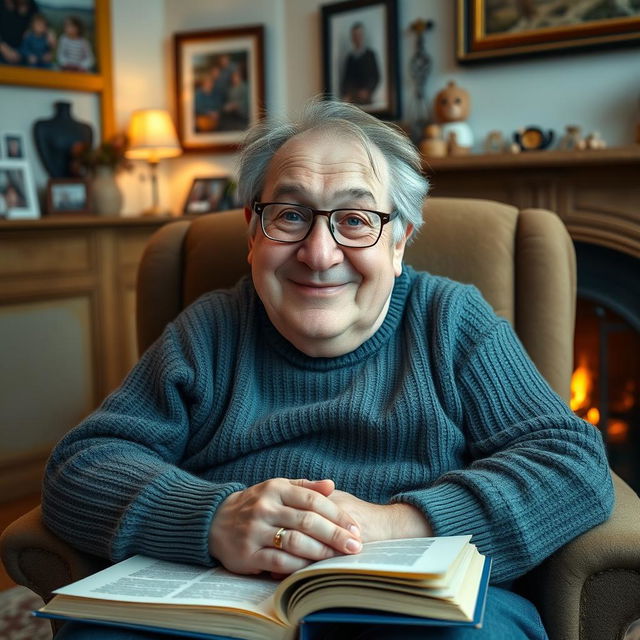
left=263, top=127, right=389, bottom=203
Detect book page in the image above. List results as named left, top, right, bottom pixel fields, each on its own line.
left=283, top=536, right=471, bottom=579
left=54, top=555, right=278, bottom=616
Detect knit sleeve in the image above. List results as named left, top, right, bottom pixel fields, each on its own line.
left=42, top=300, right=245, bottom=566
left=392, top=286, right=614, bottom=584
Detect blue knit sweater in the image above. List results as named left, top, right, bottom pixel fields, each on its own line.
left=42, top=266, right=614, bottom=584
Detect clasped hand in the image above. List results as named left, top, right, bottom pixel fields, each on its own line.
left=209, top=478, right=365, bottom=576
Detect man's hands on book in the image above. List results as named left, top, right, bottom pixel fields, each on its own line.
left=208, top=478, right=363, bottom=576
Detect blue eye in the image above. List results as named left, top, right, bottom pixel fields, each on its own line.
left=282, top=210, right=303, bottom=222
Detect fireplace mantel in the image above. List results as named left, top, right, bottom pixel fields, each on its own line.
left=424, top=146, right=640, bottom=260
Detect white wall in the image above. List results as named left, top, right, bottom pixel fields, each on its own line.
left=279, top=0, right=639, bottom=149
left=400, top=0, right=639, bottom=151
left=2, top=0, right=638, bottom=216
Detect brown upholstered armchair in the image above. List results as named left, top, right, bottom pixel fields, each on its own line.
left=2, top=198, right=640, bottom=640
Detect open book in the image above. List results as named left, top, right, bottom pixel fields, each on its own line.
left=36, top=536, right=491, bottom=640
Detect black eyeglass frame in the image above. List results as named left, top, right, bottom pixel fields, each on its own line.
left=252, top=201, right=397, bottom=248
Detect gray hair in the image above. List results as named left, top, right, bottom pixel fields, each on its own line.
left=237, top=99, right=428, bottom=243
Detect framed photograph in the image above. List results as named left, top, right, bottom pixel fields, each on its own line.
left=0, top=160, right=40, bottom=220
left=46, top=178, right=91, bottom=215
left=0, top=0, right=115, bottom=137
left=174, top=26, right=265, bottom=153
left=321, top=0, right=400, bottom=120
left=2, top=133, right=26, bottom=159
left=183, top=177, right=235, bottom=215
left=457, top=0, right=640, bottom=63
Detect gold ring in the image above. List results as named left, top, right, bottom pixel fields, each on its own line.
left=273, top=527, right=286, bottom=549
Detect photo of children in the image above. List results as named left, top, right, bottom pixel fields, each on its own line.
left=0, top=0, right=97, bottom=72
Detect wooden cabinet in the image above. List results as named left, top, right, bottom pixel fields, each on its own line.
left=0, top=215, right=178, bottom=502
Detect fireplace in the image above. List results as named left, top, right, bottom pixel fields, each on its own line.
left=423, top=146, right=640, bottom=493
left=571, top=242, right=640, bottom=492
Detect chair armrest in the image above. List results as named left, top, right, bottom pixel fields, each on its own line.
left=0, top=505, right=108, bottom=602
left=517, top=473, right=640, bottom=640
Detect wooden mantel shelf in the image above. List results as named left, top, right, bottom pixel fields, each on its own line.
left=0, top=213, right=186, bottom=232
left=423, top=145, right=640, bottom=172
left=420, top=144, right=640, bottom=261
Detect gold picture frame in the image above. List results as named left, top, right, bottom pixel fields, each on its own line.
left=0, top=0, right=115, bottom=137
left=457, top=0, right=640, bottom=63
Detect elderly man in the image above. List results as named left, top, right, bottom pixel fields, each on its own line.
left=45, top=100, right=613, bottom=640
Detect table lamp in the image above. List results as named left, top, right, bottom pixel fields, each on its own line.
left=126, top=109, right=182, bottom=215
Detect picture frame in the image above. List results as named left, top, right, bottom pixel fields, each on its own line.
left=174, top=26, right=265, bottom=153
left=183, top=177, right=235, bottom=215
left=0, top=160, right=40, bottom=220
left=321, top=0, right=400, bottom=120
left=457, top=0, right=640, bottom=63
left=0, top=0, right=115, bottom=137
left=2, top=133, right=27, bottom=159
left=46, top=178, right=91, bottom=215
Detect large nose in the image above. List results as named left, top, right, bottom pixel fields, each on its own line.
left=296, top=215, right=344, bottom=271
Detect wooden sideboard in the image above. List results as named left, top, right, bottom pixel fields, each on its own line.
left=0, top=215, right=180, bottom=502
left=423, top=146, right=640, bottom=260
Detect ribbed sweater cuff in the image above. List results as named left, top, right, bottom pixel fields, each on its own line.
left=392, top=482, right=496, bottom=554
left=111, top=469, right=245, bottom=566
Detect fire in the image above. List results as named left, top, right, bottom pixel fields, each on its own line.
left=570, top=359, right=592, bottom=412
left=569, top=356, right=633, bottom=444
left=585, top=407, right=600, bottom=425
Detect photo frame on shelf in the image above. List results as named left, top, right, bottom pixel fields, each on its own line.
left=0, top=0, right=115, bottom=137
left=0, top=160, right=40, bottom=220
left=46, top=178, right=91, bottom=215
left=183, top=177, right=235, bottom=215
left=321, top=0, right=400, bottom=120
left=457, top=0, right=640, bottom=63
left=174, top=25, right=265, bottom=153
left=1, top=132, right=27, bottom=159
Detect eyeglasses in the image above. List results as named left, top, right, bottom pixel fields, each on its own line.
left=253, top=202, right=397, bottom=248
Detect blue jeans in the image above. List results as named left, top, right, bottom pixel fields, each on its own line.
left=54, top=586, right=548, bottom=640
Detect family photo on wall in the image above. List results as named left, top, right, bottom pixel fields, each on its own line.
left=0, top=0, right=97, bottom=72
left=174, top=26, right=265, bottom=152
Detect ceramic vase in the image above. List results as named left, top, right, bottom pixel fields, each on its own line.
left=92, top=165, right=123, bottom=216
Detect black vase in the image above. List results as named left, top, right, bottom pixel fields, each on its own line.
left=33, top=101, right=94, bottom=178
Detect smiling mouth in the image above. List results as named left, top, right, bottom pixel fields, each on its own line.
left=290, top=280, right=348, bottom=295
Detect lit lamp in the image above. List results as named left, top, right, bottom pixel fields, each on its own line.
left=126, top=108, right=182, bottom=215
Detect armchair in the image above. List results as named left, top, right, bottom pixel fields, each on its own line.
left=2, top=197, right=640, bottom=640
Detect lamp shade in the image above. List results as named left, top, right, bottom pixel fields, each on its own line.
left=126, top=109, right=182, bottom=162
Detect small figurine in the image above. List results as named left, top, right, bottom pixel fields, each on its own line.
left=447, top=130, right=470, bottom=156
left=484, top=130, right=505, bottom=154
left=558, top=125, right=585, bottom=151
left=419, top=124, right=447, bottom=158
left=434, top=80, right=473, bottom=154
left=513, top=126, right=554, bottom=152
left=585, top=131, right=607, bottom=150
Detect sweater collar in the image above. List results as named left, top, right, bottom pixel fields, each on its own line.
left=255, top=266, right=414, bottom=371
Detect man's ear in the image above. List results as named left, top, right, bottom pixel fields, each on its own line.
left=392, top=224, right=413, bottom=277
